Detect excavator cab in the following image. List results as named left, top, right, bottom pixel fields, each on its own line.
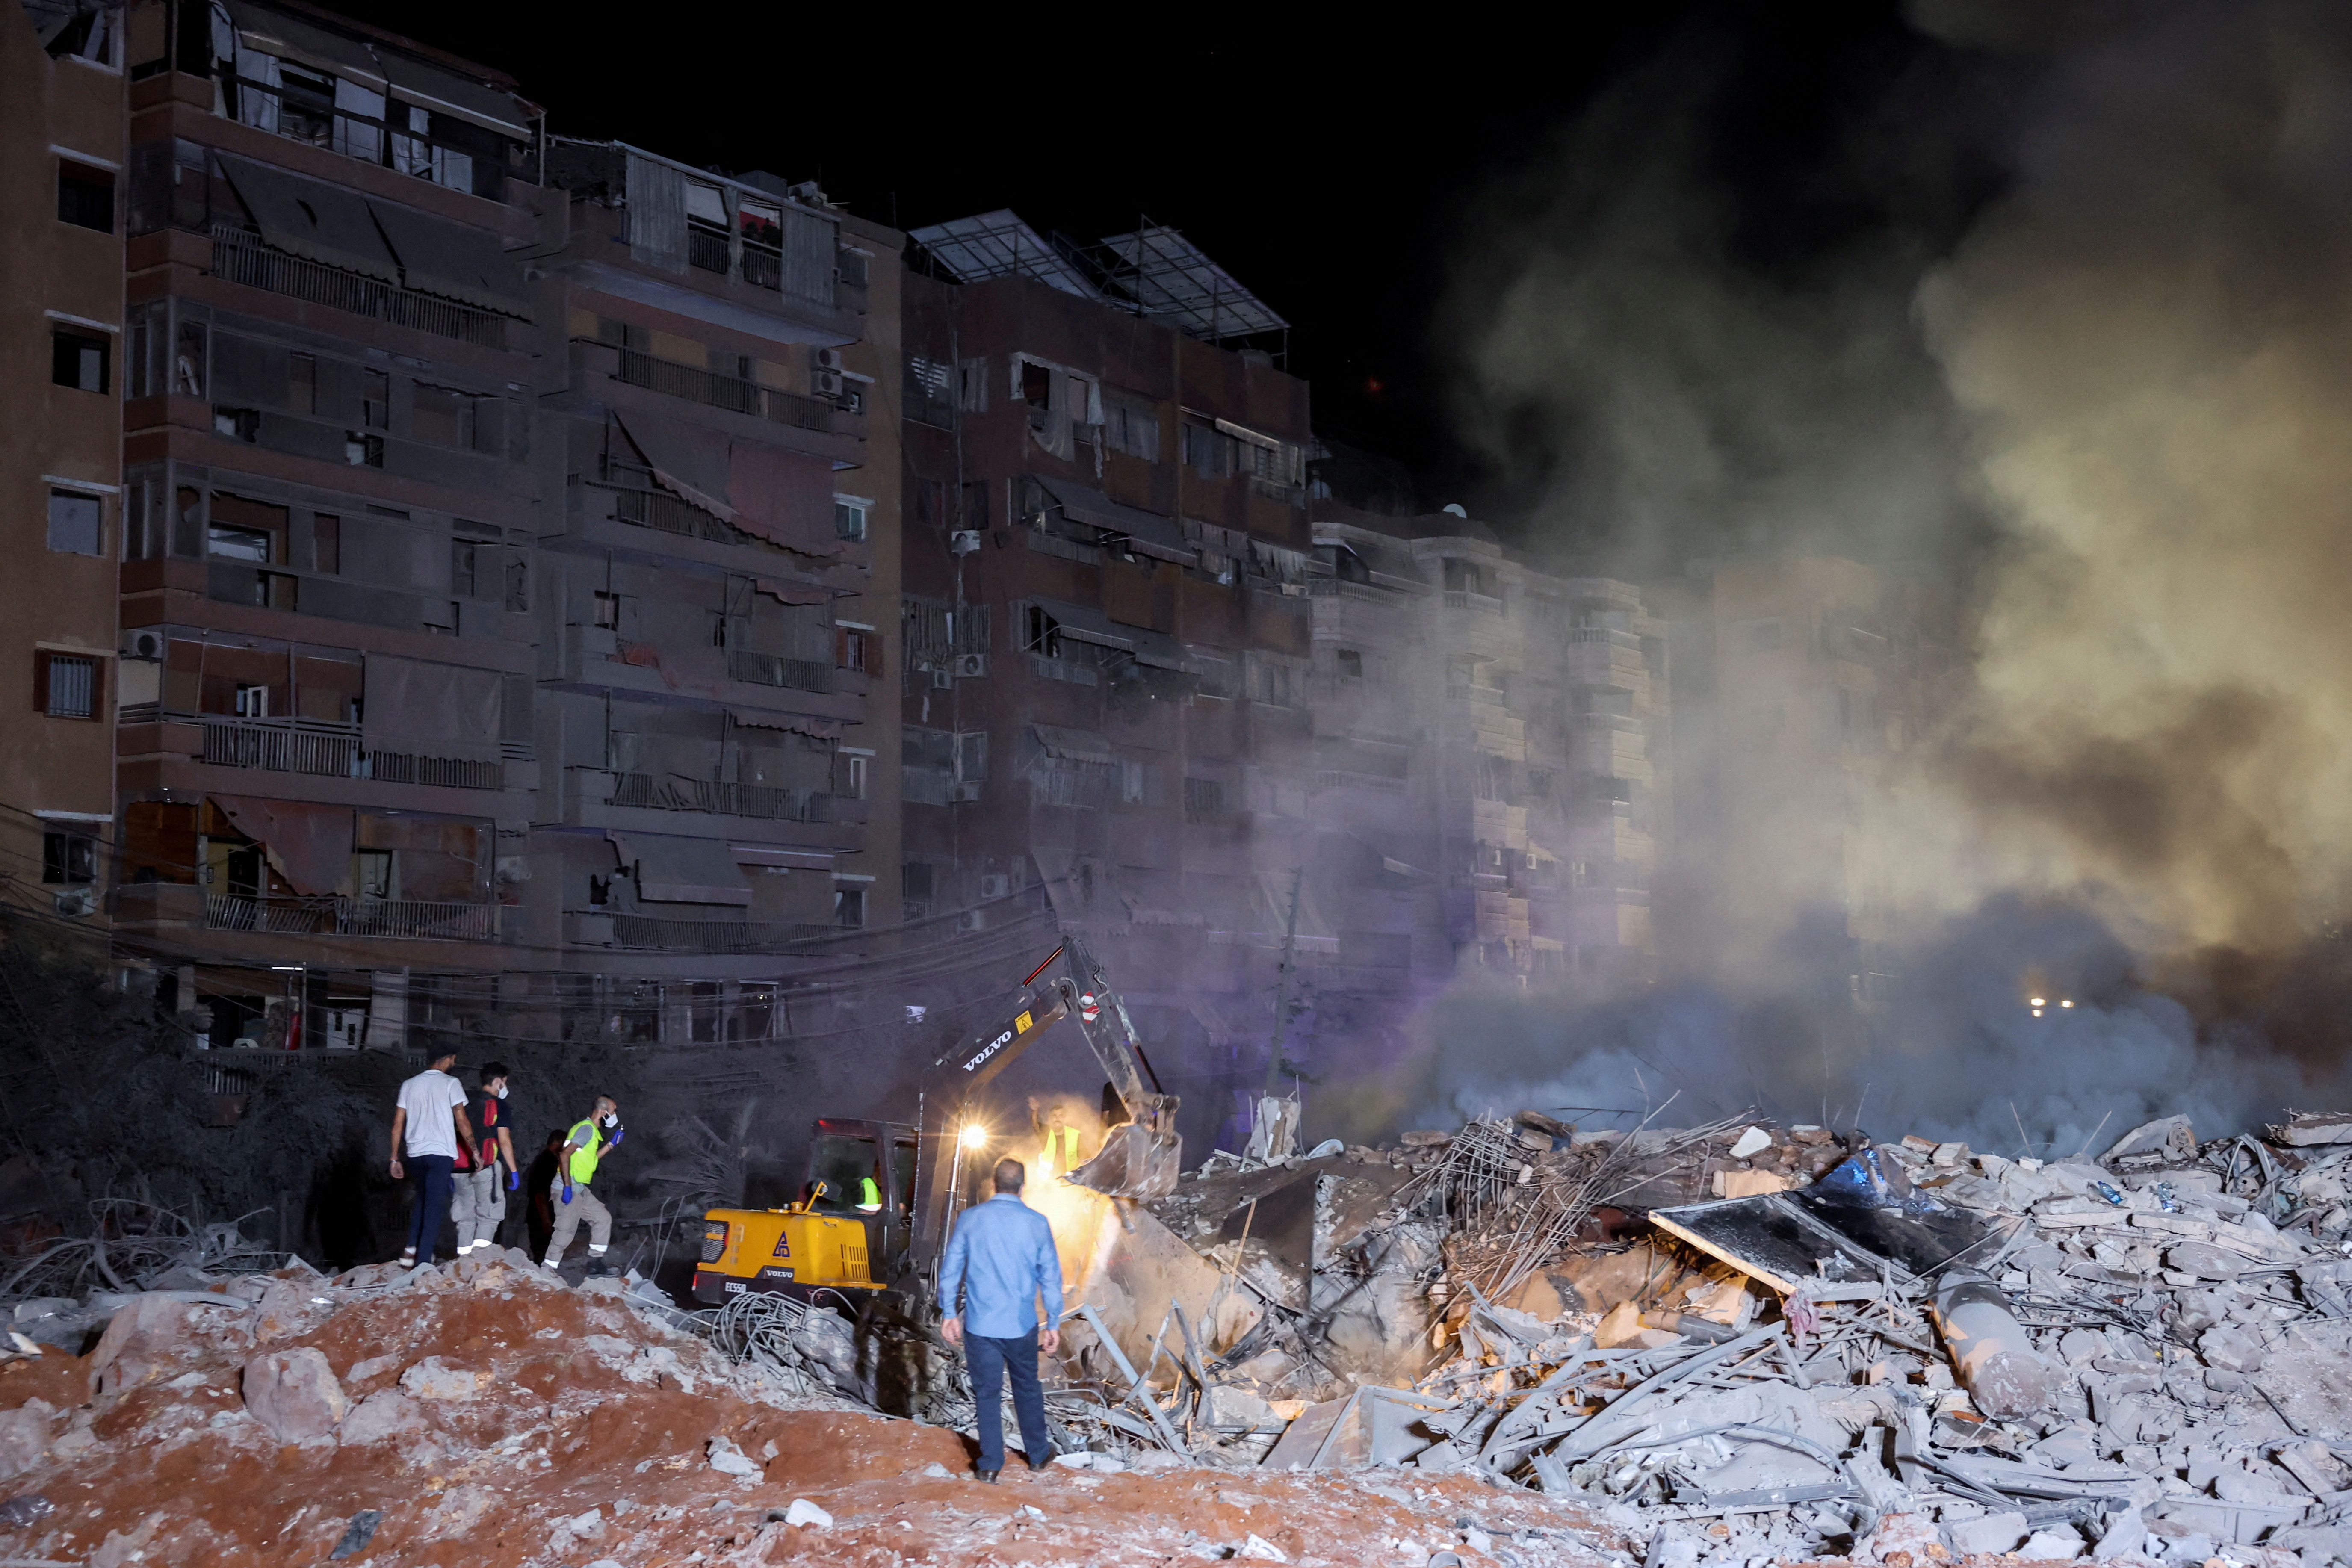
left=691, top=1119, right=916, bottom=1305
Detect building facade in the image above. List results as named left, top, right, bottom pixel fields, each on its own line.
left=4, top=1, right=130, bottom=920
left=94, top=0, right=899, bottom=1054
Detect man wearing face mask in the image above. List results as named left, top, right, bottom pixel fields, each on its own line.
left=542, top=1094, right=624, bottom=1278
left=450, top=1062, right=519, bottom=1257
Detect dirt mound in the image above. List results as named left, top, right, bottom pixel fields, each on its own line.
left=0, top=1258, right=1618, bottom=1568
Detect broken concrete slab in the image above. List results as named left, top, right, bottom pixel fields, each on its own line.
left=241, top=1348, right=349, bottom=1442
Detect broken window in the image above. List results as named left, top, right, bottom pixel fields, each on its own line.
left=44, top=5, right=117, bottom=63
left=174, top=319, right=206, bottom=397
left=51, top=329, right=109, bottom=394
left=38, top=653, right=98, bottom=720
left=41, top=832, right=95, bottom=885
left=1182, top=777, right=1226, bottom=824
left=46, top=490, right=103, bottom=557
left=56, top=161, right=114, bottom=232
left=344, top=431, right=383, bottom=467
left=275, top=62, right=337, bottom=147
left=833, top=886, right=865, bottom=928
left=1336, top=648, right=1363, bottom=679
left=206, top=522, right=270, bottom=562
left=594, top=591, right=620, bottom=629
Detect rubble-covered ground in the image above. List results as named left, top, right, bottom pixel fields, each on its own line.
left=21, top=1107, right=2352, bottom=1566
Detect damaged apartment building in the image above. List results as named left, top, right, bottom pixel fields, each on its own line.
left=895, top=213, right=1326, bottom=1141
left=74, top=0, right=898, bottom=1052
left=1303, top=489, right=1673, bottom=1009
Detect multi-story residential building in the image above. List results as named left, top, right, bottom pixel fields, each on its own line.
left=99, top=0, right=901, bottom=1055
left=895, top=213, right=1320, bottom=1143
left=529, top=140, right=899, bottom=1046
left=4, top=1, right=130, bottom=921
left=1660, top=554, right=1955, bottom=980
left=1306, top=499, right=1672, bottom=1009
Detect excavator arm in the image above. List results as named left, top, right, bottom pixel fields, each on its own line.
left=901, top=939, right=1181, bottom=1297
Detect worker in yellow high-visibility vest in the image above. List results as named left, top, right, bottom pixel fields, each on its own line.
left=1029, top=1097, right=1086, bottom=1178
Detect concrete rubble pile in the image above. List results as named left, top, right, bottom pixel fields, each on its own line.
left=1093, top=1104, right=2352, bottom=1567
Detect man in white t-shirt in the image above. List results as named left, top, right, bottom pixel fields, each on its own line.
left=390, top=1047, right=477, bottom=1267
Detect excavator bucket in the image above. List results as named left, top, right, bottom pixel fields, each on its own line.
left=1064, top=1120, right=1182, bottom=1200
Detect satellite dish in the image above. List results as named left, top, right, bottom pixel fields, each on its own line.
left=1442, top=503, right=1468, bottom=517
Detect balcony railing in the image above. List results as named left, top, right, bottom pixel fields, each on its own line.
left=204, top=893, right=497, bottom=941
left=687, top=225, right=731, bottom=274
left=741, top=245, right=783, bottom=290
left=211, top=225, right=507, bottom=349
left=1314, top=769, right=1408, bottom=794
left=1445, top=684, right=1510, bottom=706
left=609, top=345, right=834, bottom=433
left=608, top=772, right=826, bottom=822
left=726, top=649, right=832, bottom=693
left=1442, top=589, right=1507, bottom=615
left=608, top=914, right=840, bottom=952
left=178, top=714, right=505, bottom=790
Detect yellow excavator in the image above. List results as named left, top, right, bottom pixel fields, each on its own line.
left=691, top=938, right=1179, bottom=1309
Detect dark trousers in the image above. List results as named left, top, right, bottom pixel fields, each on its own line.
left=964, top=1327, right=1051, bottom=1472
left=402, top=1154, right=455, bottom=1261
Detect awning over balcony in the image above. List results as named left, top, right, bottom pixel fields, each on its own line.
left=727, top=439, right=836, bottom=555
left=362, top=655, right=502, bottom=764
left=608, top=831, right=752, bottom=907
left=1031, top=725, right=1114, bottom=765
left=1037, top=481, right=1195, bottom=565
left=219, top=153, right=402, bottom=286
left=366, top=198, right=533, bottom=319
left=612, top=409, right=734, bottom=522
left=208, top=795, right=353, bottom=897
left=1032, top=596, right=1192, bottom=672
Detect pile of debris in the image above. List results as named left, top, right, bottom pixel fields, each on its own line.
left=1091, top=1104, right=2352, bottom=1565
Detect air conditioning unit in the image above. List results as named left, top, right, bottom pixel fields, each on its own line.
left=929, top=668, right=954, bottom=691
left=978, top=873, right=1010, bottom=898
left=1526, top=852, right=1540, bottom=870
left=120, top=627, right=163, bottom=661
left=950, top=782, right=981, bottom=803
left=811, top=347, right=845, bottom=373
left=958, top=909, right=988, bottom=933
left=53, top=889, right=93, bottom=918
left=954, top=653, right=987, bottom=679
left=811, top=370, right=845, bottom=398
left=950, top=530, right=982, bottom=556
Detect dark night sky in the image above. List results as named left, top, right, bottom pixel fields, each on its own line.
left=326, top=1, right=1979, bottom=513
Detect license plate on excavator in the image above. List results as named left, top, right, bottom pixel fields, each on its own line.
left=1064, top=1120, right=1182, bottom=1199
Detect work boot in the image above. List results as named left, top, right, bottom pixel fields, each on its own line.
left=974, top=1468, right=999, bottom=1483
left=1025, top=1449, right=1054, bottom=1471
left=584, top=1258, right=609, bottom=1279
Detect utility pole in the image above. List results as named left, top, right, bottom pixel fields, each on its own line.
left=1263, top=865, right=1304, bottom=1096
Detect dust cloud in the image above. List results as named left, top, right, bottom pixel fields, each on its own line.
left=1363, top=3, right=2352, bottom=1152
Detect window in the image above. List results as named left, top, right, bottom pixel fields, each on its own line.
left=833, top=499, right=868, bottom=542
left=1442, top=558, right=1486, bottom=595
left=833, top=886, right=865, bottom=928
left=686, top=182, right=729, bottom=272
left=452, top=542, right=478, bottom=598
left=42, top=832, right=95, bottom=886
left=56, top=162, right=114, bottom=232
left=902, top=862, right=934, bottom=905
left=842, top=754, right=869, bottom=799
left=354, top=850, right=393, bottom=900
left=1183, top=777, right=1226, bottom=824
left=1121, top=759, right=1147, bottom=804
left=1020, top=360, right=1053, bottom=408
left=37, top=653, right=98, bottom=719
left=1104, top=391, right=1161, bottom=461
left=287, top=352, right=315, bottom=415
left=313, top=514, right=340, bottom=574
left=344, top=431, right=383, bottom=467
left=836, top=626, right=873, bottom=673
left=174, top=319, right=206, bottom=396
left=46, top=490, right=102, bottom=556
left=410, top=384, right=477, bottom=448
left=1336, top=648, right=1363, bottom=679
left=207, top=523, right=270, bottom=562
left=594, top=591, right=620, bottom=629
left=51, top=329, right=108, bottom=394
left=361, top=369, right=389, bottom=428
left=233, top=683, right=269, bottom=718
left=214, top=407, right=259, bottom=441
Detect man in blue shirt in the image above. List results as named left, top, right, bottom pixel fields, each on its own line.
left=938, top=1156, right=1063, bottom=1481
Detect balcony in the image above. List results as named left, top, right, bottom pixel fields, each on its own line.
left=608, top=344, right=834, bottom=433
left=145, top=711, right=510, bottom=791
left=211, top=225, right=508, bottom=350
left=605, top=913, right=841, bottom=952
left=608, top=772, right=827, bottom=822
left=726, top=649, right=832, bottom=694
left=1443, top=590, right=1506, bottom=616
left=1445, top=684, right=1509, bottom=707
left=203, top=893, right=497, bottom=941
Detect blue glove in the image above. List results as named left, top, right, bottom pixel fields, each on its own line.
left=506, top=1169, right=520, bottom=1192
left=561, top=1182, right=573, bottom=1205
left=607, top=1126, right=625, bottom=1147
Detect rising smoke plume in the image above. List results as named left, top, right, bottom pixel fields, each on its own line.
left=1369, top=2, right=2352, bottom=1152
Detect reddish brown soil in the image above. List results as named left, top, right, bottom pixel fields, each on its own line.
left=0, top=1266, right=1619, bottom=1568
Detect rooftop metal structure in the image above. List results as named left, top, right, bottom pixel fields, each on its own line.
left=907, top=210, right=1099, bottom=300
left=1094, top=222, right=1288, bottom=344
